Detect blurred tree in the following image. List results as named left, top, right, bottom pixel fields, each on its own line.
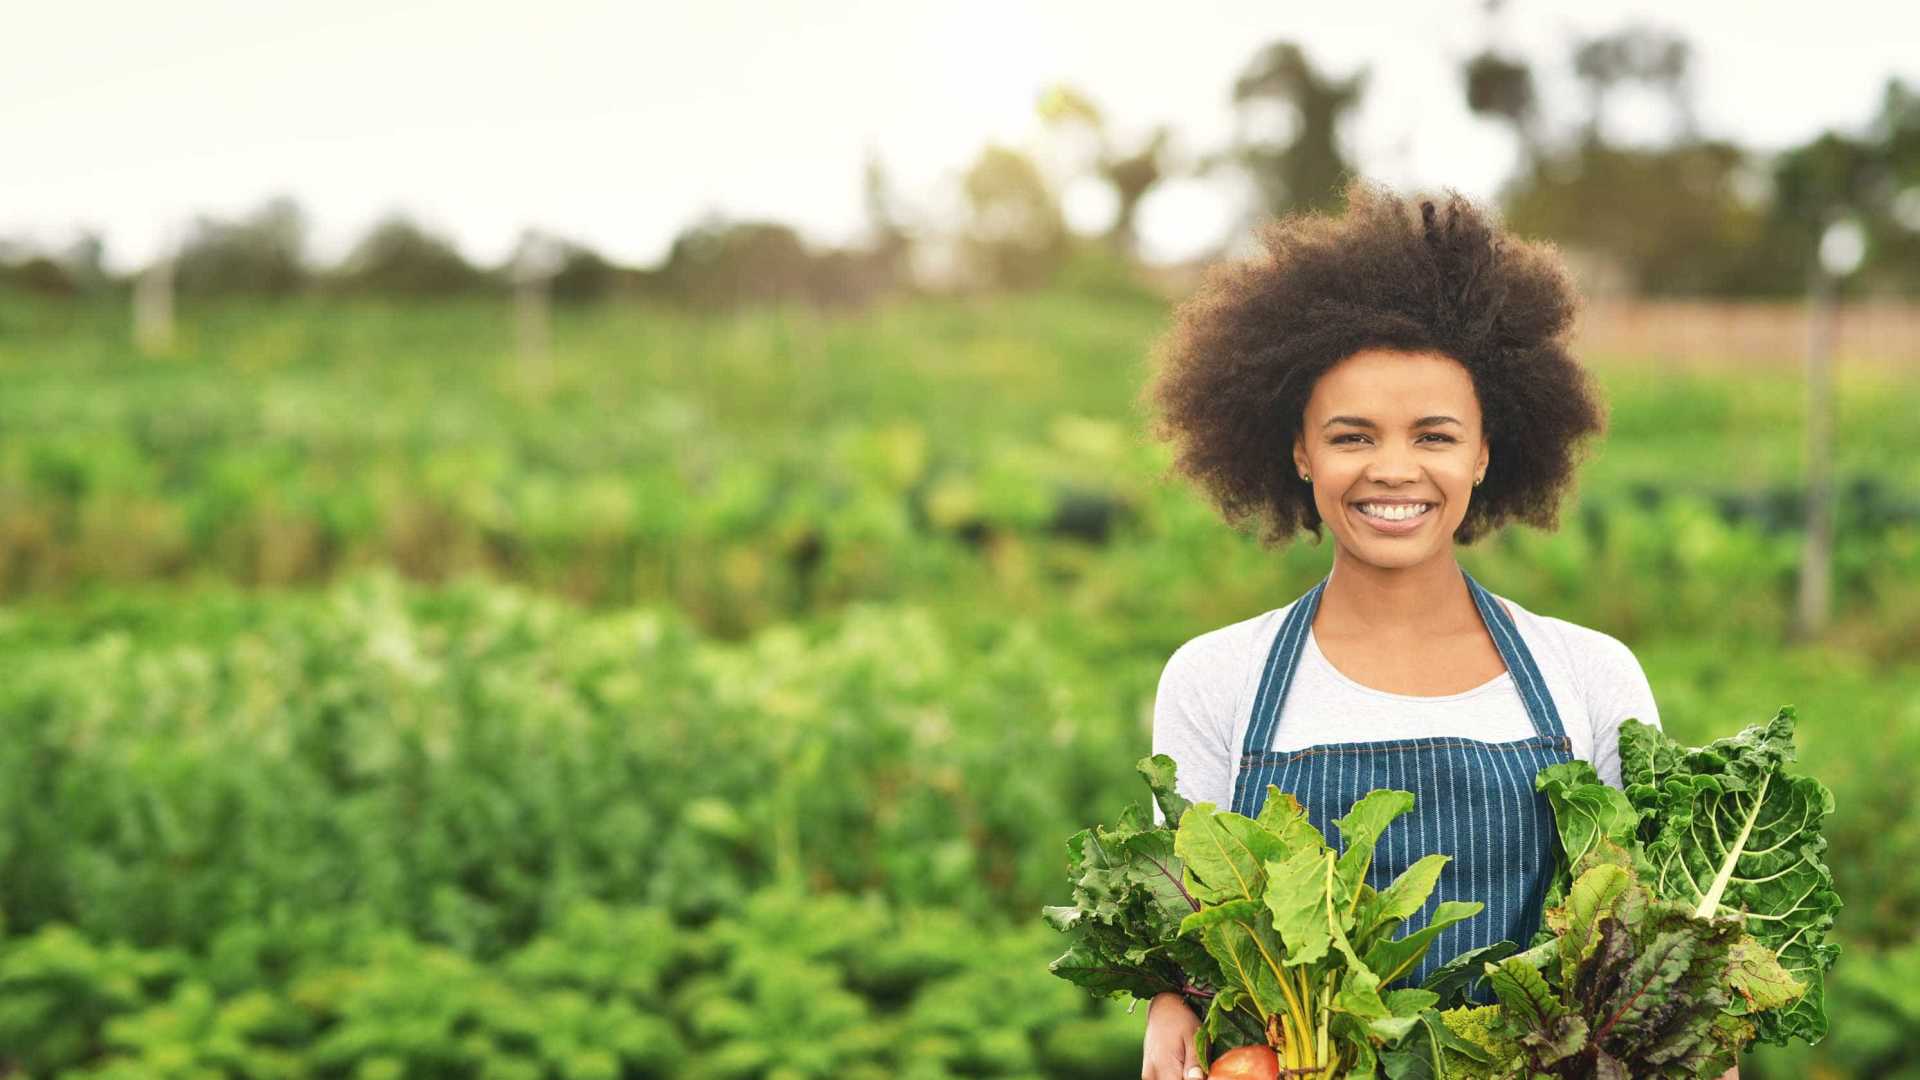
left=1, top=255, right=76, bottom=297
left=59, top=231, right=110, bottom=293
left=959, top=143, right=1069, bottom=290
left=1571, top=24, right=1695, bottom=145
left=335, top=215, right=489, bottom=296
left=1505, top=140, right=1798, bottom=295
left=1771, top=78, right=1920, bottom=294
left=654, top=209, right=905, bottom=312
left=658, top=215, right=817, bottom=309
left=1463, top=50, right=1542, bottom=165
left=1102, top=128, right=1173, bottom=259
left=1486, top=23, right=1818, bottom=295
left=501, top=231, right=619, bottom=304
left=1038, top=84, right=1174, bottom=259
left=549, top=245, right=617, bottom=303
left=1229, top=42, right=1366, bottom=217
left=174, top=195, right=307, bottom=296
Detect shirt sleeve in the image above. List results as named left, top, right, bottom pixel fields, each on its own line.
left=1582, top=631, right=1662, bottom=790
left=1150, top=630, right=1241, bottom=826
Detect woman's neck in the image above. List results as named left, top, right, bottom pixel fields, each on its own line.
left=1315, top=550, right=1481, bottom=639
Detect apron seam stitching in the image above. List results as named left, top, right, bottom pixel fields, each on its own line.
left=1237, top=735, right=1572, bottom=770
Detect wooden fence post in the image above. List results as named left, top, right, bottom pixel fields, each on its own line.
left=511, top=232, right=563, bottom=382
left=1793, top=218, right=1864, bottom=643
left=134, top=254, right=175, bottom=355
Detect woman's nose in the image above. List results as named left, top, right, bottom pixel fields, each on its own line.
left=1364, top=441, right=1422, bottom=482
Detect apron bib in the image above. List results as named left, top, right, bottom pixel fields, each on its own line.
left=1227, top=565, right=1573, bottom=1000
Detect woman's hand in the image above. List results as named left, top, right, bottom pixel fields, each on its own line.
left=1142, top=991, right=1204, bottom=1080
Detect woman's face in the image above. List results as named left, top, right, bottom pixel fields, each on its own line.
left=1291, top=348, right=1490, bottom=571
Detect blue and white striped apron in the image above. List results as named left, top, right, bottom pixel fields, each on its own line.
left=1227, top=565, right=1573, bottom=1001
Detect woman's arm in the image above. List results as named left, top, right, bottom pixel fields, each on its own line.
left=1148, top=632, right=1241, bottom=823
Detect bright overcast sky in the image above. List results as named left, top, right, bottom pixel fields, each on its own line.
left=4, top=0, right=1915, bottom=272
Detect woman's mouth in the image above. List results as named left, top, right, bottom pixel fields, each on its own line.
left=1349, top=501, right=1435, bottom=536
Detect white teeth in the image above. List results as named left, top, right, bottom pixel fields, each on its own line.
left=1357, top=503, right=1432, bottom=522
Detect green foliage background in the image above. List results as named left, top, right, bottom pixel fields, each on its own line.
left=1, top=279, right=1916, bottom=1077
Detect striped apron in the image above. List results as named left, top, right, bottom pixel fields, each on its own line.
left=1227, top=565, right=1573, bottom=1001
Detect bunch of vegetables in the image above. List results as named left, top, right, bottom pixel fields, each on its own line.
left=1043, top=707, right=1839, bottom=1078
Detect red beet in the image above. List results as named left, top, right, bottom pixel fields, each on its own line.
left=1207, top=1043, right=1279, bottom=1080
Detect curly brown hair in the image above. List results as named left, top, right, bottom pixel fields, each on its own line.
left=1141, top=179, right=1608, bottom=547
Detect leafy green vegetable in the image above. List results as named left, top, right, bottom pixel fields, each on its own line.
left=1433, top=857, right=1793, bottom=1078
left=1421, top=708, right=1838, bottom=1077
left=1620, top=708, right=1841, bottom=1044
left=1175, top=784, right=1477, bottom=1076
left=1042, top=756, right=1227, bottom=1015
left=1050, top=712, right=1842, bottom=1076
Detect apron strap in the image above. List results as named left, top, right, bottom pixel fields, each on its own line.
left=1236, top=576, right=1326, bottom=778
left=1461, top=567, right=1567, bottom=741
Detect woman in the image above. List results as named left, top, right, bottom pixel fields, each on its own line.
left=1134, top=183, right=1734, bottom=1079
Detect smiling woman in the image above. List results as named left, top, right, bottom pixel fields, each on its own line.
left=1125, top=182, right=1736, bottom=1079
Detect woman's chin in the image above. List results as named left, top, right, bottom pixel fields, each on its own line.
left=1333, top=515, right=1456, bottom=566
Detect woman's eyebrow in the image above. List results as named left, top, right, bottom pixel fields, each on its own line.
left=1322, top=415, right=1462, bottom=429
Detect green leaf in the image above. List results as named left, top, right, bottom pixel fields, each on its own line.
left=1382, top=988, right=1439, bottom=1016
left=1419, top=939, right=1518, bottom=1009
left=1372, top=854, right=1450, bottom=926
left=1046, top=941, right=1171, bottom=998
left=1254, top=785, right=1327, bottom=853
left=1564, top=903, right=1741, bottom=1072
left=1517, top=1013, right=1590, bottom=1068
left=1362, top=900, right=1484, bottom=987
left=1485, top=956, right=1566, bottom=1031
left=1043, top=756, right=1226, bottom=1006
left=1262, top=847, right=1335, bottom=968
left=1138, top=754, right=1191, bottom=829
left=1180, top=898, right=1294, bottom=1023
left=1621, top=709, right=1841, bottom=1045
left=1333, top=789, right=1416, bottom=898
left=1545, top=862, right=1631, bottom=983
left=1536, top=760, right=1640, bottom=872
left=1174, top=802, right=1291, bottom=904
left=1724, top=935, right=1804, bottom=1014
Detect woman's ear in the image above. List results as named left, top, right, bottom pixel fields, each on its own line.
left=1292, top=433, right=1309, bottom=480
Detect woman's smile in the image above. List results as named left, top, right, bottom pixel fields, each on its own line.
left=1350, top=500, right=1437, bottom=535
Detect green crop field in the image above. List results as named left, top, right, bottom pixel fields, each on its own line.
left=1, top=285, right=1916, bottom=1078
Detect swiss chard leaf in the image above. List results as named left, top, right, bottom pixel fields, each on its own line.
left=1620, top=708, right=1841, bottom=1045
left=1174, top=800, right=1294, bottom=904
left=1179, top=898, right=1294, bottom=1024
left=1332, top=788, right=1416, bottom=899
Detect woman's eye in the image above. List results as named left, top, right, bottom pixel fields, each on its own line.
left=1331, top=433, right=1455, bottom=444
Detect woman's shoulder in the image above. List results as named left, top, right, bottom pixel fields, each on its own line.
left=1494, top=592, right=1661, bottom=731
left=1496, top=594, right=1643, bottom=673
left=1161, top=601, right=1294, bottom=681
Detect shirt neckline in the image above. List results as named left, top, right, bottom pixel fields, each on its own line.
left=1304, top=627, right=1513, bottom=703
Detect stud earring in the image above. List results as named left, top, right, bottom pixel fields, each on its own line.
left=1301, top=473, right=1311, bottom=483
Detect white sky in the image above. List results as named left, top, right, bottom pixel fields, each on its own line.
left=3, top=0, right=1915, bottom=271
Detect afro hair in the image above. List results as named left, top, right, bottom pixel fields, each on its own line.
left=1142, top=178, right=1608, bottom=547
